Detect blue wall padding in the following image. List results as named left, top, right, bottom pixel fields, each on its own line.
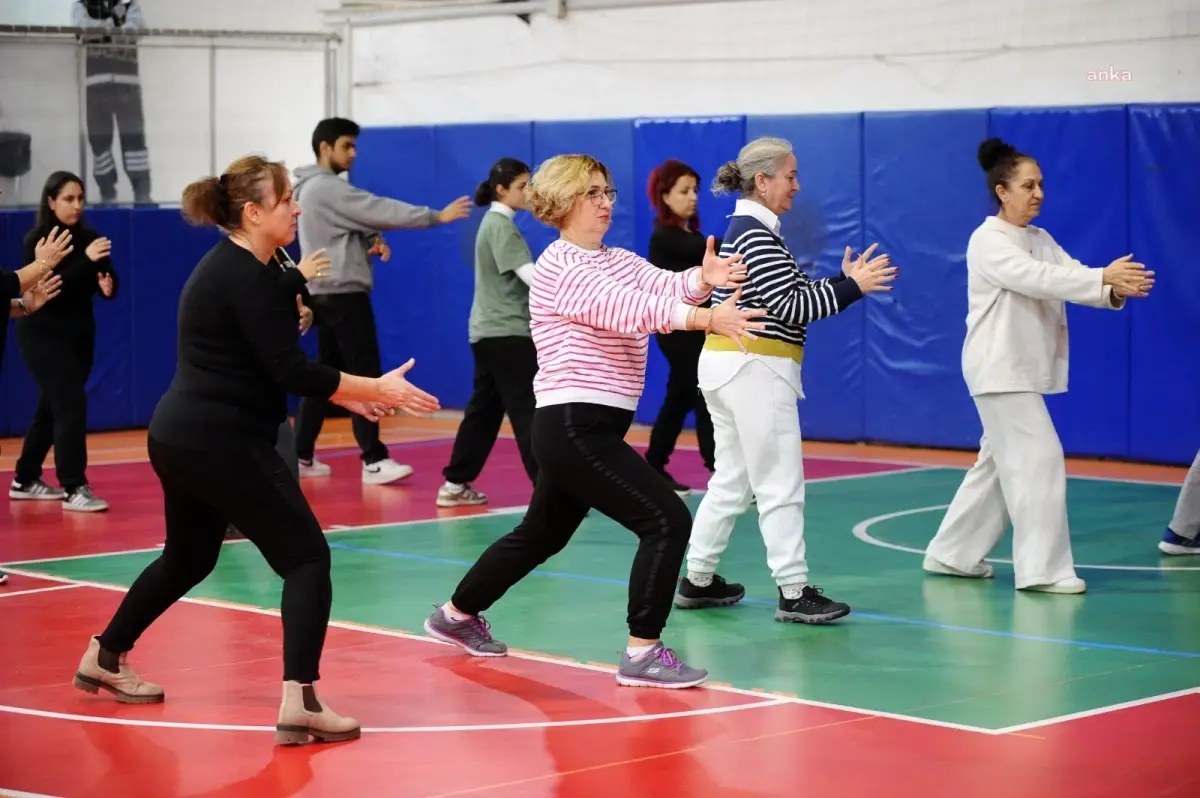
left=746, top=113, right=866, bottom=441
left=988, top=105, right=1131, bottom=459
left=1126, top=104, right=1200, bottom=464
left=2, top=103, right=1197, bottom=466
left=862, top=110, right=990, bottom=450
left=632, top=116, right=746, bottom=425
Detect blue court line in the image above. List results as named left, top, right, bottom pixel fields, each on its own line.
left=328, top=542, right=1200, bottom=660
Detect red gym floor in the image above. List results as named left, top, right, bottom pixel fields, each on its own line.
left=0, top=418, right=1196, bottom=797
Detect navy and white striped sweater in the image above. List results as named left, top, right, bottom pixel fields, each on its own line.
left=713, top=213, right=863, bottom=347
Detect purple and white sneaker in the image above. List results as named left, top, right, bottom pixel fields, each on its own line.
left=423, top=605, right=508, bottom=657
left=616, top=643, right=707, bottom=689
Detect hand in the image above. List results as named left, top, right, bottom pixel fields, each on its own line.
left=86, top=237, right=112, bottom=262
left=337, top=400, right=394, bottom=423
left=699, top=235, right=746, bottom=289
left=705, top=286, right=768, bottom=352
left=844, top=243, right=896, bottom=294
left=97, top=272, right=115, bottom=297
left=368, top=238, right=391, bottom=262
left=34, top=226, right=73, bottom=268
left=24, top=275, right=63, bottom=313
left=377, top=358, right=441, bottom=416
left=1103, top=254, right=1154, bottom=298
left=297, top=249, right=332, bottom=281
left=297, top=295, right=313, bottom=334
left=438, top=196, right=472, bottom=224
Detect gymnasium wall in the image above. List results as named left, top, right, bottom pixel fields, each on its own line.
left=1, top=103, right=1197, bottom=466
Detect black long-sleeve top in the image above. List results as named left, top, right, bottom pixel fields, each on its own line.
left=648, top=223, right=717, bottom=309
left=148, top=237, right=340, bottom=449
left=1, top=268, right=21, bottom=302
left=19, top=222, right=118, bottom=328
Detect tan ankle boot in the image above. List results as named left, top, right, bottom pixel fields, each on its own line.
left=275, top=681, right=360, bottom=745
left=72, top=637, right=164, bottom=704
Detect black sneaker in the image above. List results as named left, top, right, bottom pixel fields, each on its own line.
left=654, top=468, right=691, bottom=496
left=776, top=585, right=850, bottom=624
left=674, top=574, right=745, bottom=609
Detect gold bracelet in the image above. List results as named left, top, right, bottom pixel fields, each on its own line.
left=685, top=306, right=698, bottom=331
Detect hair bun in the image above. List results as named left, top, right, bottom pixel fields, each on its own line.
left=977, top=137, right=1016, bottom=172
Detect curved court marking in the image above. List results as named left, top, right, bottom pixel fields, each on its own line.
left=0, top=695, right=786, bottom=734
left=853, top=505, right=1200, bottom=571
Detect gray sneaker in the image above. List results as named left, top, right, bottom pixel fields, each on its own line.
left=423, top=605, right=508, bottom=657
left=616, top=643, right=708, bottom=689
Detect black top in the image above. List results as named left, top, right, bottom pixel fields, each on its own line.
left=19, top=221, right=118, bottom=328
left=0, top=268, right=19, bottom=302
left=648, top=223, right=716, bottom=308
left=148, top=237, right=340, bottom=449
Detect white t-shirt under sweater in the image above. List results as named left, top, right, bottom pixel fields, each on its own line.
left=962, top=214, right=1124, bottom=397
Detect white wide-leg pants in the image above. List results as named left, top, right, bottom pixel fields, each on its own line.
left=685, top=354, right=808, bottom=587
left=1168, top=448, right=1200, bottom=539
left=925, top=392, right=1077, bottom=589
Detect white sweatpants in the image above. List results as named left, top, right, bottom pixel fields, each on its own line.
left=925, top=392, right=1076, bottom=589
left=685, top=358, right=808, bottom=586
left=1169, top=448, right=1200, bottom=539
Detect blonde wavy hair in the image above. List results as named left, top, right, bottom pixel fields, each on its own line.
left=528, top=154, right=612, bottom=229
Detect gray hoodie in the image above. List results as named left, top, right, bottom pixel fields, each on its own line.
left=292, top=164, right=441, bottom=295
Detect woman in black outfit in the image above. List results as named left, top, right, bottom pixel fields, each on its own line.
left=71, top=155, right=439, bottom=746
left=0, top=206, right=72, bottom=586
left=644, top=159, right=717, bottom=493
left=11, top=172, right=117, bottom=512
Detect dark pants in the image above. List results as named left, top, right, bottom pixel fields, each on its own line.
left=450, top=403, right=693, bottom=640
left=294, top=292, right=389, bottom=465
left=15, top=319, right=95, bottom=491
left=443, top=336, right=538, bottom=486
left=86, top=81, right=150, bottom=203
left=99, top=436, right=332, bottom=683
left=646, top=331, right=714, bottom=472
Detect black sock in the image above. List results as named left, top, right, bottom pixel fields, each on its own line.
left=96, top=642, right=120, bottom=673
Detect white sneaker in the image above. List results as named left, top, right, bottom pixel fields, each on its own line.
left=1021, top=577, right=1086, bottom=594
left=922, top=555, right=994, bottom=579
left=298, top=458, right=332, bottom=478
left=362, top=459, right=414, bottom=485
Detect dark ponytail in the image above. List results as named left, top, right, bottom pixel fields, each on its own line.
left=474, top=157, right=531, bottom=207
left=977, top=137, right=1032, bottom=207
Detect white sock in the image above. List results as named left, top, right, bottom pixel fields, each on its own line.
left=687, top=571, right=714, bottom=587
left=780, top=583, right=806, bottom=600
left=442, top=481, right=464, bottom=492
left=626, top=643, right=657, bottom=659
left=441, top=602, right=472, bottom=621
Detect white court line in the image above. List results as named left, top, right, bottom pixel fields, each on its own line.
left=0, top=569, right=997, bottom=737
left=0, top=696, right=789, bottom=734
left=992, top=687, right=1200, bottom=735
left=0, top=789, right=65, bottom=798
left=0, top=584, right=84, bottom=600
left=0, top=467, right=928, bottom=569
left=852, top=505, right=1200, bottom=571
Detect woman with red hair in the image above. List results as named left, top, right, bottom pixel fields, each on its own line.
left=643, top=159, right=716, bottom=493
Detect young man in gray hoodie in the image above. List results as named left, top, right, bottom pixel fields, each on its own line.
left=292, top=117, right=471, bottom=484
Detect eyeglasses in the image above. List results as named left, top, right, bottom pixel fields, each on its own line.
left=586, top=187, right=618, bottom=205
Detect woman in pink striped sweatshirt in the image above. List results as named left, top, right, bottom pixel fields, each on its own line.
left=425, top=154, right=765, bottom=688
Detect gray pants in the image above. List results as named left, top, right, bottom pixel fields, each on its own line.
left=1169, top=449, right=1200, bottom=540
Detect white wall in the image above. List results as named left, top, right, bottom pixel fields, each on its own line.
left=0, top=0, right=341, bottom=207
left=350, top=0, right=1200, bottom=126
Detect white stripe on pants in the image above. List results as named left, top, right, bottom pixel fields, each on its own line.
left=1169, top=448, right=1200, bottom=539
left=925, top=392, right=1077, bottom=589
left=685, top=358, right=808, bottom=586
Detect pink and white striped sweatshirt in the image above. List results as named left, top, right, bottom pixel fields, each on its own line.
left=530, top=238, right=711, bottom=410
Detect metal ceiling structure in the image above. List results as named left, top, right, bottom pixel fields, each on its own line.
left=320, top=0, right=750, bottom=26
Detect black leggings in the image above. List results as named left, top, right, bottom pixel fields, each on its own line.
left=98, top=435, right=332, bottom=683
left=451, top=402, right=692, bottom=640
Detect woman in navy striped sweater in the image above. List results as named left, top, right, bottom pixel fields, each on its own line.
left=676, top=137, right=896, bottom=623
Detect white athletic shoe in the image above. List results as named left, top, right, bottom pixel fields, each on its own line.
left=362, top=459, right=413, bottom=485
left=922, top=555, right=994, bottom=579
left=1021, top=577, right=1086, bottom=594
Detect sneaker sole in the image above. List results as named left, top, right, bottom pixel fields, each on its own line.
left=9, top=491, right=66, bottom=500
left=363, top=466, right=415, bottom=485
left=775, top=607, right=851, bottom=624
left=63, top=503, right=109, bottom=513
left=1159, top=541, right=1200, bottom=556
left=436, top=497, right=488, bottom=508
left=423, top=618, right=507, bottom=658
left=72, top=672, right=165, bottom=704
left=673, top=591, right=745, bottom=609
left=616, top=673, right=708, bottom=689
